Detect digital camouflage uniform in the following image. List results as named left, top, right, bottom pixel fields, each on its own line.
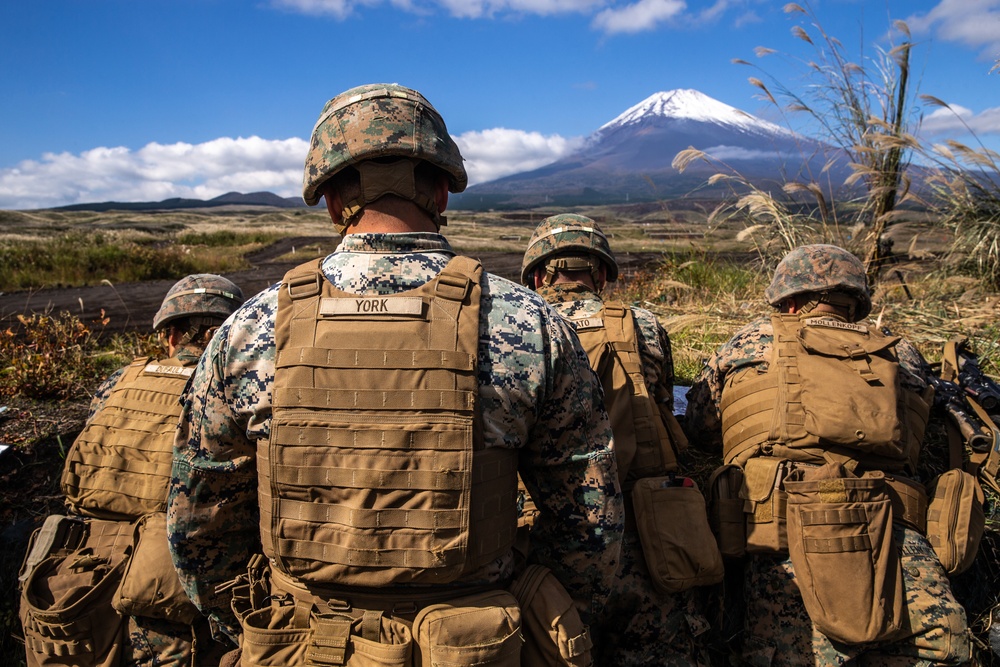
left=166, top=232, right=624, bottom=644
left=685, top=245, right=971, bottom=666
left=523, top=213, right=710, bottom=666
left=539, top=281, right=711, bottom=667
left=21, top=275, right=243, bottom=667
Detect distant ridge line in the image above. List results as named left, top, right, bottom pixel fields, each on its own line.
left=51, top=191, right=309, bottom=212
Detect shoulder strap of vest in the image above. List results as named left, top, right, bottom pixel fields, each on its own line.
left=433, top=255, right=482, bottom=303
left=284, top=258, right=325, bottom=301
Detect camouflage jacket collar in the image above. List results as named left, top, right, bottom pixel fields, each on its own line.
left=535, top=282, right=602, bottom=305
left=336, top=232, right=457, bottom=255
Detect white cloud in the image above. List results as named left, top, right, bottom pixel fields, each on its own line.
left=922, top=104, right=1000, bottom=135
left=907, top=0, right=1000, bottom=58
left=701, top=145, right=784, bottom=161
left=0, top=129, right=583, bottom=209
left=0, top=137, right=308, bottom=210
left=270, top=0, right=746, bottom=34
left=454, top=128, right=585, bottom=184
left=591, top=0, right=686, bottom=35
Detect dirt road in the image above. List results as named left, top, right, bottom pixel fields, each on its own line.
left=0, top=237, right=666, bottom=334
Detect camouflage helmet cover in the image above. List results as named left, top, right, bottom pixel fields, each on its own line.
left=152, top=274, right=245, bottom=331
left=302, top=83, right=468, bottom=206
left=764, top=244, right=872, bottom=319
left=520, top=214, right=619, bottom=287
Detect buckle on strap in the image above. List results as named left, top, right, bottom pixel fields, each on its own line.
left=434, top=272, right=472, bottom=302
left=287, top=264, right=323, bottom=300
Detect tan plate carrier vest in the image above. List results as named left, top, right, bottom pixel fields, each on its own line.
left=720, top=314, right=932, bottom=472
left=266, top=256, right=518, bottom=589
left=569, top=303, right=685, bottom=488
left=61, top=357, right=195, bottom=520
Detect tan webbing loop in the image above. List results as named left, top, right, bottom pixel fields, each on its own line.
left=361, top=610, right=383, bottom=643
left=802, top=534, right=873, bottom=553
left=286, top=259, right=324, bottom=300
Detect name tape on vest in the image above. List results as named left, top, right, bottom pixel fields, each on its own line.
left=804, top=318, right=869, bottom=334
left=319, top=297, right=423, bottom=317
left=143, top=364, right=195, bottom=378
left=571, top=316, right=604, bottom=331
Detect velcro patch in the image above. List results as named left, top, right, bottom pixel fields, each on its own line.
left=571, top=316, right=604, bottom=331
left=804, top=318, right=868, bottom=334
left=319, top=297, right=423, bottom=316
left=143, top=364, right=195, bottom=378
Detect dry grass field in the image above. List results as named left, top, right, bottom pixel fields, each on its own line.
left=2, top=203, right=1000, bottom=663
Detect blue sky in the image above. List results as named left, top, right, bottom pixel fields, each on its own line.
left=1, top=0, right=998, bottom=210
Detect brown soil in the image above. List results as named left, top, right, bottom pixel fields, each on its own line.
left=0, top=237, right=666, bottom=336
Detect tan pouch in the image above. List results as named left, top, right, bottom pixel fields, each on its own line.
left=113, top=512, right=199, bottom=625
left=741, top=457, right=788, bottom=554
left=708, top=465, right=746, bottom=558
left=784, top=463, right=903, bottom=645
left=509, top=564, right=592, bottom=667
left=926, top=469, right=985, bottom=575
left=239, top=605, right=310, bottom=667
left=20, top=552, right=128, bottom=667
left=412, top=589, right=521, bottom=667
left=632, top=476, right=724, bottom=593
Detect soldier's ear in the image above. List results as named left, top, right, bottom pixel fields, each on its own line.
left=323, top=185, right=344, bottom=222
left=435, top=174, right=449, bottom=214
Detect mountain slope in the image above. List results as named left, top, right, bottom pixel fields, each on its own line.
left=453, top=89, right=845, bottom=209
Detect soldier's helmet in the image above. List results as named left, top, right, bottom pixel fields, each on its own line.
left=520, top=214, right=619, bottom=286
left=764, top=244, right=872, bottom=320
left=152, top=274, right=245, bottom=331
left=302, top=83, right=467, bottom=207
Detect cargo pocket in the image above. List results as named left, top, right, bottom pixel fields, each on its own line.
left=113, top=512, right=199, bottom=625
left=742, top=457, right=788, bottom=554
left=784, top=462, right=903, bottom=645
left=926, top=468, right=985, bottom=575
left=632, top=476, right=724, bottom=593
left=509, top=564, right=592, bottom=667
left=20, top=551, right=127, bottom=667
left=412, top=589, right=521, bottom=667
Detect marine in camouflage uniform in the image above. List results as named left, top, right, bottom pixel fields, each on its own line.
left=166, top=84, right=623, bottom=651
left=522, top=214, right=710, bottom=666
left=29, top=275, right=243, bottom=667
left=685, top=245, right=971, bottom=666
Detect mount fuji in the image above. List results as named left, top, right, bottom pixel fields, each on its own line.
left=453, top=89, right=846, bottom=209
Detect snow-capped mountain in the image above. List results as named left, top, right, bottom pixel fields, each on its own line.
left=454, top=89, right=843, bottom=209
left=596, top=89, right=793, bottom=138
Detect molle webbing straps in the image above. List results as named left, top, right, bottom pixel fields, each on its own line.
left=61, top=357, right=194, bottom=521
left=721, top=315, right=919, bottom=471
left=267, top=256, right=518, bottom=588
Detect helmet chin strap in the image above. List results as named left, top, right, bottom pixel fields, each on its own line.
left=337, top=159, right=444, bottom=234
left=542, top=256, right=603, bottom=287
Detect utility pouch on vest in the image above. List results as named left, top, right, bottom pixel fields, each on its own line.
left=631, top=476, right=724, bottom=593
left=509, top=564, right=592, bottom=667
left=926, top=469, right=985, bottom=575
left=412, top=589, right=522, bottom=667
left=707, top=465, right=746, bottom=558
left=19, top=515, right=87, bottom=587
left=742, top=457, right=789, bottom=554
left=237, top=601, right=414, bottom=667
left=19, top=519, right=131, bottom=667
left=113, top=512, right=199, bottom=625
left=784, top=463, right=904, bottom=645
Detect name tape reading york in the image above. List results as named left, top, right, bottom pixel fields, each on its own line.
left=320, top=297, right=424, bottom=316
